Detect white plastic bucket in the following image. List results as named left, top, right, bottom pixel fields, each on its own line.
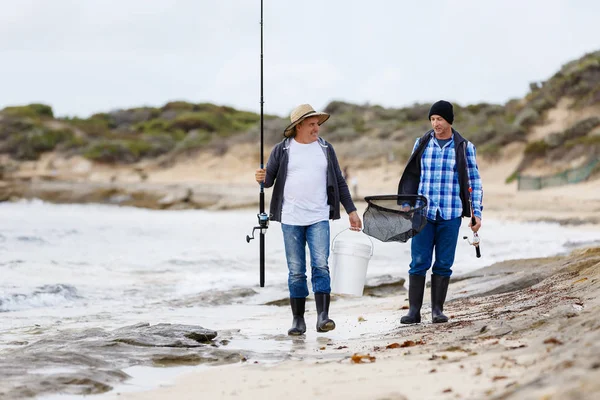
left=331, top=231, right=373, bottom=296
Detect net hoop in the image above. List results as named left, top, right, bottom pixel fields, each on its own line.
left=364, top=194, right=428, bottom=214
left=361, top=194, right=429, bottom=243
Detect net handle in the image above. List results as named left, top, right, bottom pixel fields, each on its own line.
left=331, top=228, right=374, bottom=257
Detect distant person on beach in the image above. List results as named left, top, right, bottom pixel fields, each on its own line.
left=255, top=104, right=362, bottom=336
left=397, top=100, right=483, bottom=324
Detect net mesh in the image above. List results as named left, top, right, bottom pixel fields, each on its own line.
left=362, top=195, right=428, bottom=243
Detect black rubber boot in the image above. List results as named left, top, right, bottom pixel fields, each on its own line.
left=315, top=293, right=335, bottom=332
left=401, top=274, right=426, bottom=324
left=287, top=297, right=306, bottom=336
left=431, top=274, right=450, bottom=323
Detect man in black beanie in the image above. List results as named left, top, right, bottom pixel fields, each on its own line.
left=397, top=100, right=483, bottom=324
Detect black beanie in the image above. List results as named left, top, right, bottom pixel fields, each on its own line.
left=428, top=100, right=454, bottom=124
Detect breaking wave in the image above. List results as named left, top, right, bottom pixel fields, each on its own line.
left=0, top=284, right=81, bottom=312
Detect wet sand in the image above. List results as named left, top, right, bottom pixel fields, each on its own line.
left=5, top=148, right=600, bottom=399
left=102, top=246, right=600, bottom=400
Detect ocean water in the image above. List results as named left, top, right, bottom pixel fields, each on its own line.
left=1, top=200, right=600, bottom=398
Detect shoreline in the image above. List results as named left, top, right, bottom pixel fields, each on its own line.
left=2, top=178, right=600, bottom=229
left=1, top=203, right=599, bottom=399
left=100, top=246, right=600, bottom=400
left=3, top=156, right=600, bottom=399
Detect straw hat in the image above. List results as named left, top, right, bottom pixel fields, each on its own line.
left=283, top=104, right=330, bottom=138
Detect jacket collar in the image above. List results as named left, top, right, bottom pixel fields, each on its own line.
left=283, top=136, right=328, bottom=150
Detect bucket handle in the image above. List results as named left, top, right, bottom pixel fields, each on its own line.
left=332, top=228, right=374, bottom=257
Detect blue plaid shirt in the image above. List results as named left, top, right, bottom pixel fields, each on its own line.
left=412, top=133, right=483, bottom=220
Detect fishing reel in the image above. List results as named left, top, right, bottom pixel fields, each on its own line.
left=463, top=232, right=481, bottom=258
left=246, top=212, right=269, bottom=243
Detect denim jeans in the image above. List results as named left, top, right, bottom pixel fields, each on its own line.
left=409, top=214, right=462, bottom=277
left=281, top=221, right=331, bottom=298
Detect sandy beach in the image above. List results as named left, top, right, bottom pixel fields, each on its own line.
left=80, top=147, right=600, bottom=400
left=103, top=246, right=600, bottom=400
left=3, top=141, right=600, bottom=400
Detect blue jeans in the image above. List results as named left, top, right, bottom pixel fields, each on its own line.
left=409, top=214, right=462, bottom=277
left=281, top=221, right=331, bottom=298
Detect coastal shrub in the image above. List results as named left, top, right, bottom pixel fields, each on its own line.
left=524, top=51, right=600, bottom=113
left=464, top=102, right=500, bottom=115
left=84, top=141, right=135, bottom=163
left=88, top=113, right=119, bottom=129
left=505, top=170, right=519, bottom=184
left=165, top=129, right=187, bottom=142
left=369, top=106, right=406, bottom=122
left=108, top=108, right=158, bottom=128
left=324, top=101, right=356, bottom=115
left=513, top=107, right=540, bottom=128
left=134, top=118, right=169, bottom=133
left=159, top=109, right=179, bottom=121
left=405, top=104, right=431, bottom=122
left=175, top=130, right=213, bottom=151
left=5, top=127, right=74, bottom=160
left=400, top=123, right=430, bottom=142
left=144, top=134, right=177, bottom=157
left=83, top=139, right=161, bottom=163
left=326, top=127, right=360, bottom=141
left=133, top=119, right=188, bottom=141
left=586, top=87, right=600, bottom=106
left=564, top=135, right=600, bottom=149
left=478, top=143, right=502, bottom=159
left=563, top=117, right=600, bottom=141
left=169, top=112, right=221, bottom=132
left=503, top=99, right=524, bottom=122
left=161, top=101, right=196, bottom=112
left=0, top=117, right=36, bottom=140
left=474, top=122, right=526, bottom=148
left=195, top=103, right=226, bottom=113
left=58, top=135, right=89, bottom=151
left=353, top=118, right=366, bottom=133
left=544, top=118, right=600, bottom=149
left=229, top=110, right=261, bottom=128
left=370, top=120, right=401, bottom=139
left=524, top=140, right=550, bottom=156
left=168, top=109, right=260, bottom=136
left=65, top=116, right=112, bottom=137
left=1, top=103, right=54, bottom=119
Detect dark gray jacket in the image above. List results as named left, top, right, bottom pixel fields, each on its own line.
left=264, top=137, right=357, bottom=223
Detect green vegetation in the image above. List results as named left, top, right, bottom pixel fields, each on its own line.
left=0, top=101, right=265, bottom=163
left=1, top=51, right=599, bottom=172
left=2, top=103, right=54, bottom=118
left=505, top=171, right=519, bottom=184
left=525, top=50, right=600, bottom=117
left=4, top=127, right=74, bottom=160
left=524, top=140, right=550, bottom=156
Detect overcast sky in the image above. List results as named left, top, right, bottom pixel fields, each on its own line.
left=1, top=0, right=599, bottom=118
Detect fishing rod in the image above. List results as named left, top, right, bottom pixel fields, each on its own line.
left=246, top=0, right=269, bottom=287
left=463, top=187, right=481, bottom=258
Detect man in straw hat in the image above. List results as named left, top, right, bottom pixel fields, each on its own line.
left=255, top=104, right=362, bottom=335
left=398, top=100, right=483, bottom=325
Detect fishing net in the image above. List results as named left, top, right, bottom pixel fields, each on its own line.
left=362, top=195, right=428, bottom=243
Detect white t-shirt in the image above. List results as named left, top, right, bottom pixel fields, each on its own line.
left=281, top=139, right=329, bottom=225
